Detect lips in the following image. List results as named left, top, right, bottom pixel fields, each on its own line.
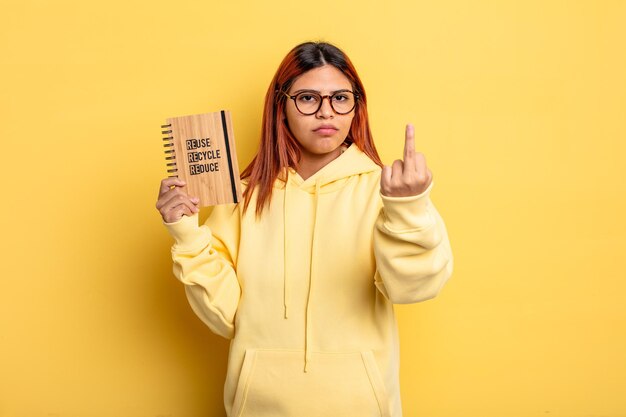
left=313, top=124, right=338, bottom=136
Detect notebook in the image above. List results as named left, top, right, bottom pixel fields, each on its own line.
left=161, top=110, right=242, bottom=207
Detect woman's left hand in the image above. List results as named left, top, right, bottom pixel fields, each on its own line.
left=381, top=124, right=433, bottom=197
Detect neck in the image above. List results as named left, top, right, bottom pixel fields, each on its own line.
left=296, top=145, right=347, bottom=180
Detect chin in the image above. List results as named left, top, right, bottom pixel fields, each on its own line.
left=297, top=134, right=345, bottom=156
left=311, top=143, right=342, bottom=155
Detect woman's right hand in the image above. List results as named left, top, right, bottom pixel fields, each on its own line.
left=156, top=177, right=200, bottom=223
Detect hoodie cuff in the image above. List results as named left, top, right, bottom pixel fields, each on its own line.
left=163, top=214, right=211, bottom=251
left=379, top=181, right=435, bottom=232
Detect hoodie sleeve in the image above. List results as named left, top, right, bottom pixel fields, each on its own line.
left=164, top=204, right=241, bottom=339
left=373, top=182, right=453, bottom=304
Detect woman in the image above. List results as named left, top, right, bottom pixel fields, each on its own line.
left=156, top=41, right=453, bottom=417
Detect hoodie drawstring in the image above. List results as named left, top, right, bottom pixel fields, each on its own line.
left=304, top=178, right=322, bottom=372
left=277, top=148, right=375, bottom=373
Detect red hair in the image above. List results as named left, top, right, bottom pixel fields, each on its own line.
left=241, top=42, right=382, bottom=216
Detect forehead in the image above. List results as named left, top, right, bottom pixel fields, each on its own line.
left=290, top=65, right=352, bottom=92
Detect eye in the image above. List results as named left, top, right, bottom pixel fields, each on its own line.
left=297, top=93, right=319, bottom=103
left=332, top=92, right=352, bottom=102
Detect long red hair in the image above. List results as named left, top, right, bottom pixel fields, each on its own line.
left=241, top=42, right=382, bottom=215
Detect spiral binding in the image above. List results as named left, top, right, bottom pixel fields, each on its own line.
left=161, top=123, right=177, bottom=177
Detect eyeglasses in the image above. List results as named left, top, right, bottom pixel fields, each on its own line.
left=282, top=90, right=359, bottom=115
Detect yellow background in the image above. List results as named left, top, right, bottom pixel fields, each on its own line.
left=1, top=0, right=625, bottom=416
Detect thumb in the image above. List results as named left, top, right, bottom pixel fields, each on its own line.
left=381, top=165, right=392, bottom=188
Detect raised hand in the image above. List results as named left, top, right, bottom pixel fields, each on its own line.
left=156, top=177, right=200, bottom=223
left=380, top=124, right=433, bottom=197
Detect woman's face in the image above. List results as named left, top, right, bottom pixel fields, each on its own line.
left=284, top=65, right=355, bottom=162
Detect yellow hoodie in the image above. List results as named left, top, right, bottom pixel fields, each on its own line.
left=164, top=144, right=453, bottom=417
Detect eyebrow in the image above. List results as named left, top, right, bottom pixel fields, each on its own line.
left=291, top=88, right=353, bottom=95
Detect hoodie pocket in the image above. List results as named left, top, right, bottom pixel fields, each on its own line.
left=231, top=349, right=390, bottom=417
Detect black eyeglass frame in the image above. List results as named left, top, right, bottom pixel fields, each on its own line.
left=281, top=90, right=360, bottom=115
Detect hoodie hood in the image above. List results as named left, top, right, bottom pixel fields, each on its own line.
left=277, top=144, right=380, bottom=193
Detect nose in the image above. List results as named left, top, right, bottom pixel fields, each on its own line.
left=316, top=96, right=334, bottom=118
